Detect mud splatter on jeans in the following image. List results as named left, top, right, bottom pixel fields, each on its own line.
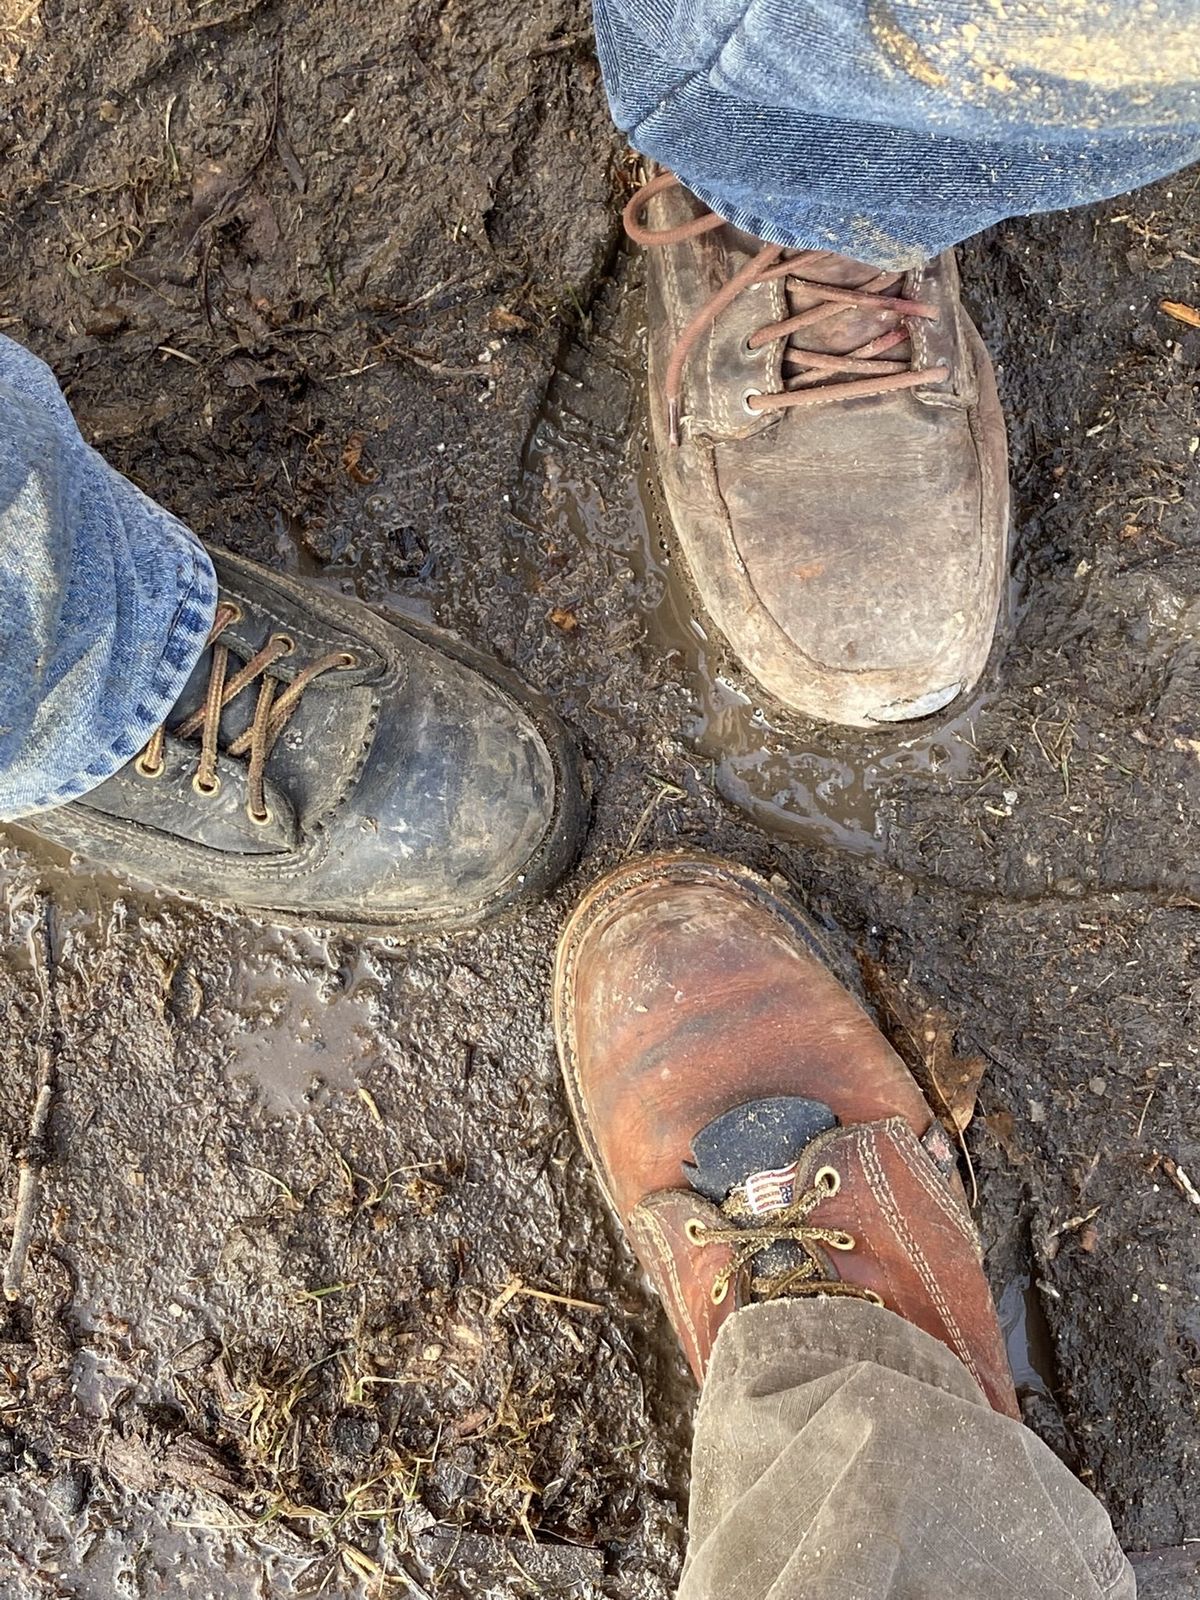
left=594, top=0, right=1200, bottom=264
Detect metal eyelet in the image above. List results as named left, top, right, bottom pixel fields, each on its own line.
left=684, top=1218, right=707, bottom=1245
left=220, top=600, right=244, bottom=624
left=864, top=1289, right=885, bottom=1307
left=336, top=651, right=359, bottom=670
left=815, top=1165, right=841, bottom=1196
left=827, top=1231, right=857, bottom=1252
left=192, top=773, right=221, bottom=798
left=741, top=386, right=763, bottom=416
left=271, top=633, right=296, bottom=656
left=135, top=754, right=165, bottom=780
left=743, top=336, right=762, bottom=358
left=710, top=1279, right=729, bottom=1306
left=247, top=805, right=273, bottom=827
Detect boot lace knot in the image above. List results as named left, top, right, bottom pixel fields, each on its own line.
left=686, top=1165, right=884, bottom=1308
left=135, top=598, right=357, bottom=825
left=624, top=171, right=948, bottom=445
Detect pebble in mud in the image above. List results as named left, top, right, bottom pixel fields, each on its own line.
left=46, top=1466, right=90, bottom=1519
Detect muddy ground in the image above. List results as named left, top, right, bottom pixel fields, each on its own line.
left=1, top=0, right=1199, bottom=1595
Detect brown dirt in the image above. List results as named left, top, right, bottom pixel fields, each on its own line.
left=0, top=0, right=1198, bottom=1595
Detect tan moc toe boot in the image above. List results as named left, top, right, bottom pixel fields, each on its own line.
left=554, top=852, right=1019, bottom=1416
left=626, top=171, right=1009, bottom=729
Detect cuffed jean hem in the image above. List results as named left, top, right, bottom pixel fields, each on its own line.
left=6, top=543, right=217, bottom=821
left=682, top=1298, right=1134, bottom=1599
left=0, top=334, right=219, bottom=823
left=679, top=145, right=1200, bottom=266
left=593, top=0, right=1200, bottom=267
left=618, top=111, right=1200, bottom=267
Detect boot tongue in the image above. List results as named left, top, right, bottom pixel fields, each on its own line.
left=683, top=1097, right=839, bottom=1293
left=683, top=1096, right=836, bottom=1208
left=165, top=634, right=363, bottom=826
left=780, top=252, right=913, bottom=369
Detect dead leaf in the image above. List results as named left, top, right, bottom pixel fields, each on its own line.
left=1043, top=1206, right=1101, bottom=1261
left=489, top=306, right=530, bottom=333
left=222, top=356, right=276, bottom=390
left=859, top=957, right=987, bottom=1135
left=184, top=159, right=237, bottom=234
left=275, top=122, right=307, bottom=194
left=341, top=431, right=377, bottom=485
left=984, top=1109, right=1020, bottom=1161
left=84, top=304, right=129, bottom=339
left=548, top=607, right=578, bottom=633
left=1161, top=300, right=1200, bottom=329
left=238, top=189, right=280, bottom=261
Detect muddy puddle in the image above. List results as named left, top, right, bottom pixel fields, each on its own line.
left=0, top=831, right=389, bottom=1118
left=222, top=937, right=385, bottom=1115
left=998, top=1274, right=1056, bottom=1401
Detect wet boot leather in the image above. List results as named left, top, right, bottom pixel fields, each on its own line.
left=626, top=172, right=1009, bottom=728
left=554, top=852, right=1019, bottom=1417
left=22, top=546, right=587, bottom=933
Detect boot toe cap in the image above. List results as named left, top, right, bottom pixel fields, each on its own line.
left=316, top=647, right=582, bottom=924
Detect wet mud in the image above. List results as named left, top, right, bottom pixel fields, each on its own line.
left=1, top=0, right=1199, bottom=1594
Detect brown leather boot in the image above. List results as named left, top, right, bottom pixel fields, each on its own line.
left=625, top=171, right=1009, bottom=729
left=554, top=852, right=1019, bottom=1417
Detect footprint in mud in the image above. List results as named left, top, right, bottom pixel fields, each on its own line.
left=224, top=938, right=385, bottom=1115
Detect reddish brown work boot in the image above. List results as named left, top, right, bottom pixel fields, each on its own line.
left=625, top=171, right=1009, bottom=729
left=554, top=852, right=1018, bottom=1417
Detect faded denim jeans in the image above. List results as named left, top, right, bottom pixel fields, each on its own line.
left=594, top=0, right=1200, bottom=265
left=0, top=336, right=216, bottom=820
left=686, top=1298, right=1134, bottom=1600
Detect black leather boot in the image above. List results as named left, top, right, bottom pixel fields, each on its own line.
left=20, top=547, right=587, bottom=934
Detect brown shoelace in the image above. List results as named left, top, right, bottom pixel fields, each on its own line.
left=135, top=599, right=356, bottom=825
left=686, top=1164, right=883, bottom=1308
left=624, top=171, right=949, bottom=445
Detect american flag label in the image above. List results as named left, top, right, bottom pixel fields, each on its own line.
left=743, top=1160, right=800, bottom=1217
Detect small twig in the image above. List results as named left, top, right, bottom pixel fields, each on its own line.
left=625, top=777, right=685, bottom=855
left=0, top=0, right=43, bottom=30
left=163, top=92, right=180, bottom=183
left=1163, top=1158, right=1200, bottom=1210
left=170, top=1, right=261, bottom=34
left=488, top=1277, right=605, bottom=1318
left=1134, top=1088, right=1155, bottom=1141
left=4, top=895, right=59, bottom=1302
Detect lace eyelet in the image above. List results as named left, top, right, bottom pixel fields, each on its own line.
left=272, top=633, right=296, bottom=656
left=222, top=601, right=244, bottom=623
left=827, top=1231, right=857, bottom=1252
left=135, top=754, right=165, bottom=780
left=743, top=336, right=763, bottom=359
left=741, top=386, right=763, bottom=417
left=684, top=1218, right=707, bottom=1245
left=336, top=651, right=359, bottom=670
left=815, top=1165, right=841, bottom=1197
left=247, top=805, right=273, bottom=827
left=710, top=1279, right=729, bottom=1306
left=192, top=773, right=221, bottom=798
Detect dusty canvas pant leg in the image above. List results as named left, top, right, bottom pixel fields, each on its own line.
left=0, top=335, right=217, bottom=820
left=680, top=1298, right=1134, bottom=1600
left=593, top=0, right=1200, bottom=265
